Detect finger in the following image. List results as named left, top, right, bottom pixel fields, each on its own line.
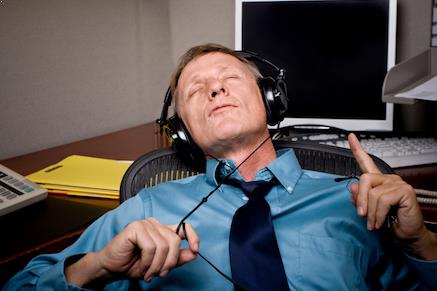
left=355, top=173, right=387, bottom=217
left=177, top=248, right=198, bottom=265
left=182, top=224, right=200, bottom=253
left=142, top=219, right=170, bottom=281
left=373, top=188, right=402, bottom=230
left=366, top=182, right=402, bottom=230
left=169, top=223, right=200, bottom=253
left=349, top=183, right=359, bottom=205
left=348, top=133, right=381, bottom=174
left=120, top=221, right=156, bottom=278
left=147, top=218, right=182, bottom=276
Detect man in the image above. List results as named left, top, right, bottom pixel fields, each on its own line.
left=5, top=43, right=437, bottom=290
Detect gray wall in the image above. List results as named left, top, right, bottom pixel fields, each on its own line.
left=0, top=0, right=433, bottom=159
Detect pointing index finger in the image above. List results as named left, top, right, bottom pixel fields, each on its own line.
left=348, top=133, right=381, bottom=174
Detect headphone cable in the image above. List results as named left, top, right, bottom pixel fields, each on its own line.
left=174, top=135, right=271, bottom=290
left=175, top=134, right=271, bottom=234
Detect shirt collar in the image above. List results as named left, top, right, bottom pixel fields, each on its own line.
left=205, top=149, right=303, bottom=194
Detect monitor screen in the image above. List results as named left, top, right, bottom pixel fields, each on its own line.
left=235, top=0, right=396, bottom=131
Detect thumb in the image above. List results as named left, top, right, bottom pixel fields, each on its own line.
left=177, top=249, right=198, bottom=266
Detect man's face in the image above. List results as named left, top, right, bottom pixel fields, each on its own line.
left=176, top=52, right=268, bottom=154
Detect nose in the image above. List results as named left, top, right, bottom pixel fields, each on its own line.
left=208, top=80, right=227, bottom=100
left=211, top=88, right=225, bottom=98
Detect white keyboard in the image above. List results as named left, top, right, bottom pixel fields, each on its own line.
left=317, top=135, right=437, bottom=168
left=0, top=164, right=48, bottom=216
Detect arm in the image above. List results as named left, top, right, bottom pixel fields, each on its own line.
left=65, top=218, right=199, bottom=288
left=4, top=193, right=199, bottom=290
left=348, top=133, right=437, bottom=288
left=348, top=133, right=437, bottom=260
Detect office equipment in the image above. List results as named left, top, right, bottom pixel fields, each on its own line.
left=0, top=163, right=47, bottom=216
left=278, top=132, right=437, bottom=168
left=27, top=155, right=132, bottom=199
left=383, top=48, right=437, bottom=104
left=235, top=0, right=396, bottom=131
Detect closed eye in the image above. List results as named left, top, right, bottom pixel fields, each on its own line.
left=188, top=85, right=204, bottom=98
left=222, top=74, right=240, bottom=81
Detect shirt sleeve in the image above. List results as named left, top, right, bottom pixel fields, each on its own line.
left=373, top=235, right=437, bottom=290
left=3, top=192, right=150, bottom=290
left=404, top=252, right=437, bottom=290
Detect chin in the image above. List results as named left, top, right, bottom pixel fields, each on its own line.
left=213, top=120, right=243, bottom=139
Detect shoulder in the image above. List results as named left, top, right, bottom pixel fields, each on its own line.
left=136, top=173, right=209, bottom=199
left=298, top=169, right=347, bottom=191
left=128, top=173, right=212, bottom=222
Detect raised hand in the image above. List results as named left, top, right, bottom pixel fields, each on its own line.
left=65, top=217, right=199, bottom=287
left=348, top=133, right=437, bottom=260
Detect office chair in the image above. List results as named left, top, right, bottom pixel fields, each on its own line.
left=119, top=140, right=394, bottom=202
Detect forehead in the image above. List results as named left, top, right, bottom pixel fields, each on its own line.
left=178, top=52, right=249, bottom=85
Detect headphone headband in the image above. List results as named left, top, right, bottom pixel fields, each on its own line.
left=235, top=50, right=286, bottom=81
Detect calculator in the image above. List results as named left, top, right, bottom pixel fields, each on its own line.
left=0, top=164, right=48, bottom=216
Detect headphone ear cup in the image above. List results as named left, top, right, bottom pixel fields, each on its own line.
left=258, top=77, right=279, bottom=126
left=258, top=77, right=288, bottom=126
left=275, top=79, right=288, bottom=120
left=167, top=114, right=205, bottom=167
left=166, top=114, right=190, bottom=147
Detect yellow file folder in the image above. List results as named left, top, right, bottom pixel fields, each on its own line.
left=27, top=155, right=132, bottom=199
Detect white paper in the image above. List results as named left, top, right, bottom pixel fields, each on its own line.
left=395, top=75, right=437, bottom=101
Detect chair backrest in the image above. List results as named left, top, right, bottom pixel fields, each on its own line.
left=119, top=140, right=394, bottom=203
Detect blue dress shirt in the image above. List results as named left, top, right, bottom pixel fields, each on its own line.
left=4, top=149, right=437, bottom=290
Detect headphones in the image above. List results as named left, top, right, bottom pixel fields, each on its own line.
left=156, top=51, right=288, bottom=166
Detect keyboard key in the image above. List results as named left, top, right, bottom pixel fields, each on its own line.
left=281, top=134, right=437, bottom=168
left=14, top=182, right=24, bottom=188
left=6, top=193, right=17, bottom=200
left=24, top=186, right=34, bottom=193
left=1, top=190, right=12, bottom=197
left=0, top=163, right=48, bottom=216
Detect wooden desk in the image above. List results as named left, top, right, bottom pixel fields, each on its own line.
left=1, top=123, right=436, bottom=286
left=1, top=123, right=166, bottom=176
left=0, top=122, right=166, bottom=287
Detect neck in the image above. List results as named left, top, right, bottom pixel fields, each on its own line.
left=209, top=131, right=276, bottom=181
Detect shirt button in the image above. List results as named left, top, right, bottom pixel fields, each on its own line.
left=242, top=195, right=249, bottom=201
left=286, top=186, right=293, bottom=193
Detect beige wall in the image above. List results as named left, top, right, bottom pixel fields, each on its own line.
left=168, top=0, right=235, bottom=64
left=0, top=0, right=173, bottom=159
left=0, top=0, right=433, bottom=159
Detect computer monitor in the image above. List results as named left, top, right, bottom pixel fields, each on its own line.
left=235, top=0, right=397, bottom=131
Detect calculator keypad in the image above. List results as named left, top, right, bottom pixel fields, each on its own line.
left=0, top=166, right=47, bottom=216
left=0, top=171, right=35, bottom=201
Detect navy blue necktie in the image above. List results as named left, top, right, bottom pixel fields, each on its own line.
left=223, top=177, right=290, bottom=291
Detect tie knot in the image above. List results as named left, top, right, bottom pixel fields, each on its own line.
left=222, top=177, right=277, bottom=199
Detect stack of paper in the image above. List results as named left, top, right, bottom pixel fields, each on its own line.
left=27, top=155, right=132, bottom=199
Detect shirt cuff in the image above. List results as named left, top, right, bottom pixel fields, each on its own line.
left=404, top=252, right=437, bottom=289
left=37, top=254, right=92, bottom=291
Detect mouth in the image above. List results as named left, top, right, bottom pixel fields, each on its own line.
left=208, top=104, right=236, bottom=117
